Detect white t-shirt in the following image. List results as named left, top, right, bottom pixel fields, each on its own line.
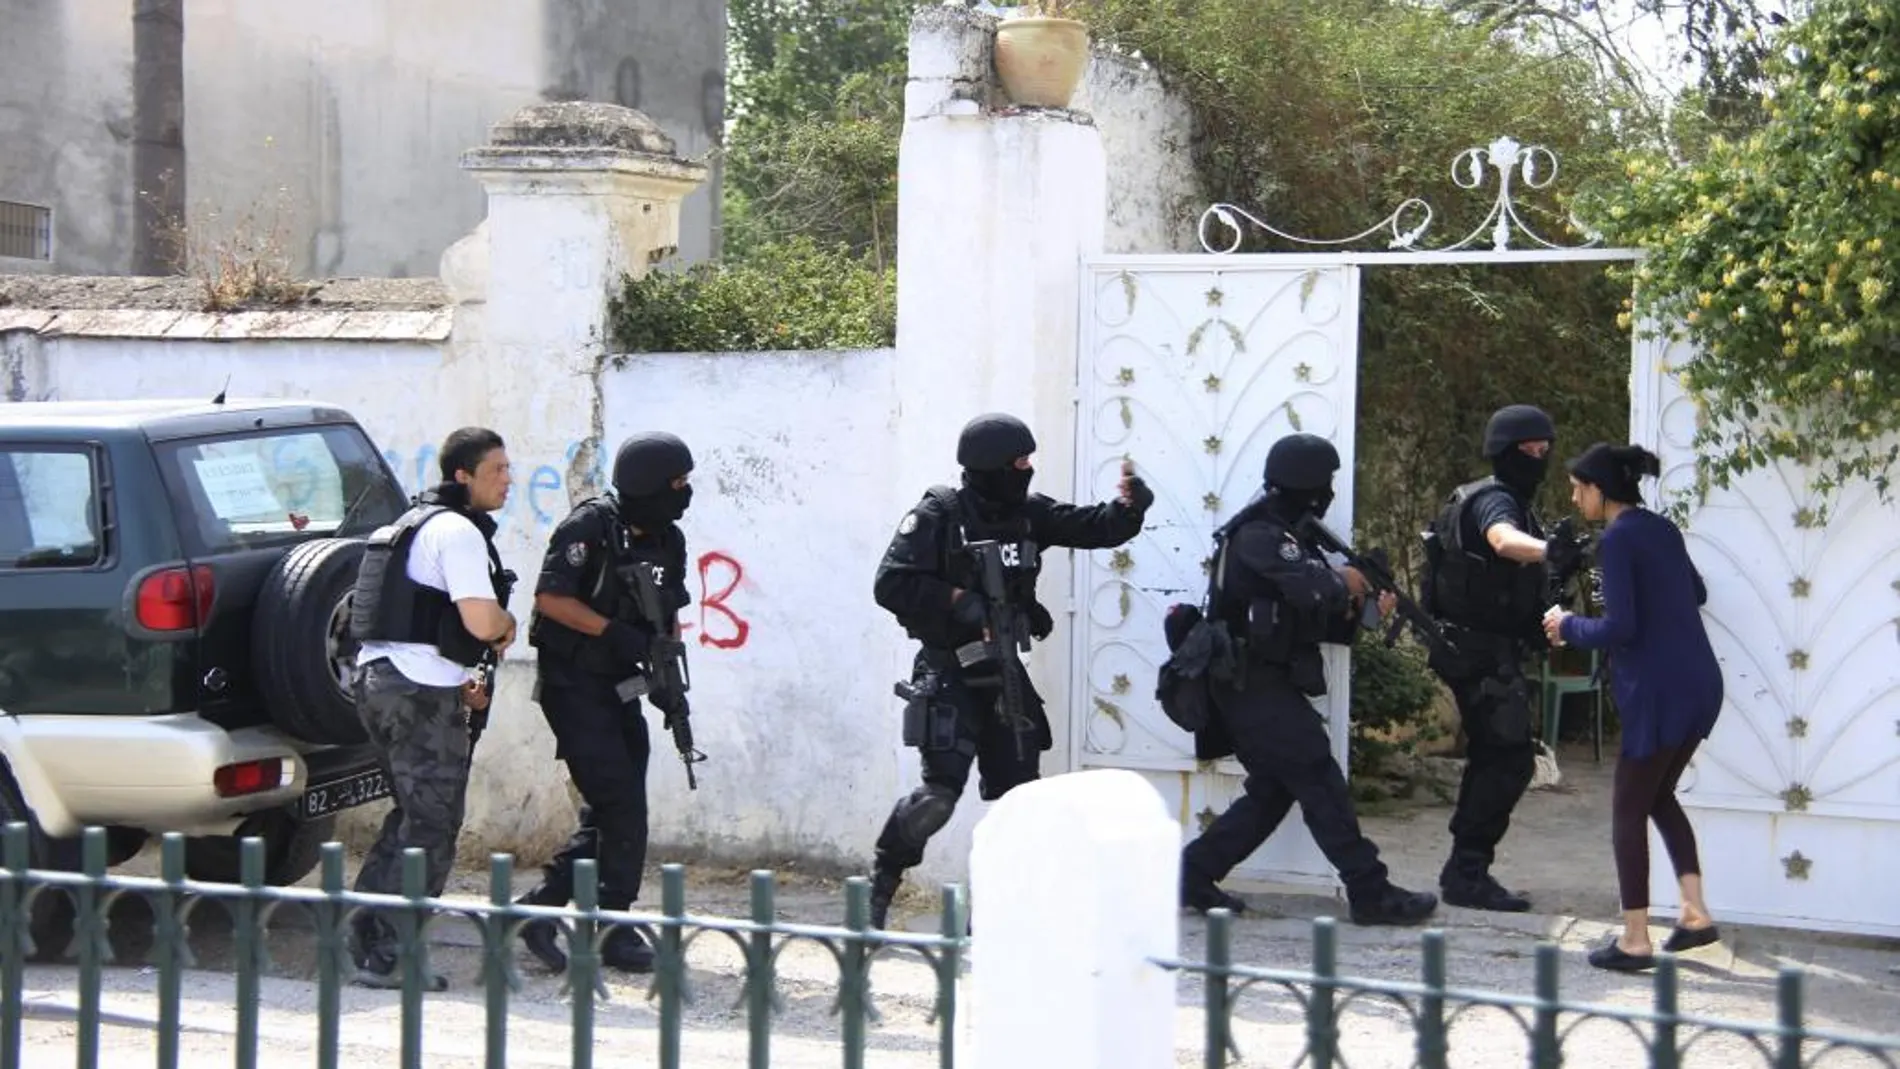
left=357, top=510, right=499, bottom=688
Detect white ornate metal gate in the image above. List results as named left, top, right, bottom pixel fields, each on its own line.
left=1070, top=260, right=1363, bottom=888
left=1633, top=336, right=1900, bottom=938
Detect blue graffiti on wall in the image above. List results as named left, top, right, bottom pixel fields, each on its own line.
left=376, top=439, right=606, bottom=535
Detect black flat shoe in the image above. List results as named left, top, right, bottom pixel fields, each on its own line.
left=1662, top=925, right=1720, bottom=953
left=1587, top=938, right=1656, bottom=972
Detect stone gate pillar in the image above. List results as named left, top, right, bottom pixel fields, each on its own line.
left=422, top=102, right=707, bottom=862
left=891, top=6, right=1110, bottom=888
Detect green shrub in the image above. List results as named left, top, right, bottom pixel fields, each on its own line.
left=607, top=237, right=896, bottom=354
left=1347, top=634, right=1445, bottom=782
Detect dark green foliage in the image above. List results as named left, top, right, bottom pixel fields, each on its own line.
left=608, top=237, right=895, bottom=353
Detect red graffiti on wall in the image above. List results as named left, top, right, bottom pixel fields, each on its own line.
left=677, top=550, right=752, bottom=650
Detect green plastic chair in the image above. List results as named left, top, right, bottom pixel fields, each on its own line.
left=1539, top=648, right=1603, bottom=763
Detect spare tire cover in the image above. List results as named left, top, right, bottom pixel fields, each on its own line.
left=252, top=538, right=368, bottom=746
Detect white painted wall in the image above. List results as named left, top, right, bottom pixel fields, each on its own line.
left=598, top=350, right=906, bottom=870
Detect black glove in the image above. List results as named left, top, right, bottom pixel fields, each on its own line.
left=1545, top=522, right=1587, bottom=577
left=1028, top=601, right=1055, bottom=640
left=951, top=591, right=989, bottom=630
left=603, top=619, right=650, bottom=665
left=1122, top=474, right=1156, bottom=513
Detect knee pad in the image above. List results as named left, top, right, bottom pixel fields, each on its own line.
left=893, top=785, right=958, bottom=846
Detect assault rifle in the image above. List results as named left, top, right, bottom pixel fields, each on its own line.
left=613, top=560, right=708, bottom=790
left=1294, top=514, right=1457, bottom=658
left=955, top=539, right=1037, bottom=762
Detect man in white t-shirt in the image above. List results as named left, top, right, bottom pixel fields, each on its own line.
left=346, top=426, right=516, bottom=990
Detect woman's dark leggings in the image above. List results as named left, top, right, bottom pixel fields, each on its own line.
left=1613, top=739, right=1703, bottom=911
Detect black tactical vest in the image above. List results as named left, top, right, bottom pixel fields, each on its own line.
left=927, top=486, right=1043, bottom=613
left=350, top=503, right=513, bottom=666
left=1423, top=477, right=1548, bottom=636
left=529, top=497, right=676, bottom=672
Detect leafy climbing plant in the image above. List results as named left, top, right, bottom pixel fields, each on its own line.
left=1594, top=0, right=1900, bottom=518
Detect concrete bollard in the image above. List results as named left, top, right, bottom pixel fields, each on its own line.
left=968, top=769, right=1180, bottom=1068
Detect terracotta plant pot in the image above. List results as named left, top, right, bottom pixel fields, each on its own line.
left=993, top=16, right=1090, bottom=109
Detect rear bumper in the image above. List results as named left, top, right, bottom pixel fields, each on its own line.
left=0, top=713, right=381, bottom=838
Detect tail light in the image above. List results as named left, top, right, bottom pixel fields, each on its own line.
left=214, top=759, right=286, bottom=798
left=135, top=566, right=215, bottom=631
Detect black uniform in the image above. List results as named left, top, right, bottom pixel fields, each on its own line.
left=866, top=413, right=1151, bottom=927
left=1179, top=433, right=1436, bottom=927
left=1422, top=404, right=1557, bottom=912
left=514, top=432, right=696, bottom=974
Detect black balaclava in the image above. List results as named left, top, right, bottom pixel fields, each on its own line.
left=612, top=432, right=695, bottom=530
left=1483, top=404, right=1557, bottom=498
left=1492, top=450, right=1549, bottom=498
left=957, top=413, right=1038, bottom=509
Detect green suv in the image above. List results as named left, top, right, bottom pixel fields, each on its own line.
left=0, top=398, right=411, bottom=914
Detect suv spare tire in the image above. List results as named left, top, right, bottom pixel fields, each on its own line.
left=253, top=538, right=368, bottom=746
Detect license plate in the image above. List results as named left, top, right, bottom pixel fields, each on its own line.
left=299, top=767, right=391, bottom=820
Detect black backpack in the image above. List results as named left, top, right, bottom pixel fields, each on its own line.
left=1153, top=525, right=1240, bottom=734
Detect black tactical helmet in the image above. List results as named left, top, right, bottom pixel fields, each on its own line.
left=612, top=432, right=694, bottom=497
left=956, top=413, right=1037, bottom=471
left=1263, top=433, right=1340, bottom=491
left=1482, top=404, right=1556, bottom=458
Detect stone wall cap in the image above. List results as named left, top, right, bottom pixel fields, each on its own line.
left=484, top=101, right=680, bottom=157
left=912, top=4, right=999, bottom=34
left=0, top=274, right=449, bottom=313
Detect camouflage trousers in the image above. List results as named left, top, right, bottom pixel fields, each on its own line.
left=348, top=658, right=471, bottom=969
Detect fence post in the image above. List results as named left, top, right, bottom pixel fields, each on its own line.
left=969, top=769, right=1179, bottom=1069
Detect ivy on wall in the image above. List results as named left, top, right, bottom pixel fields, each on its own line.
left=1594, top=0, right=1900, bottom=519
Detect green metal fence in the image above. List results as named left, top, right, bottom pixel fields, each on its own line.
left=1162, top=909, right=1900, bottom=1068
left=0, top=823, right=965, bottom=1069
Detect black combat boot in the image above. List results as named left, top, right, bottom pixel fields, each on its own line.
left=869, top=866, right=903, bottom=930
left=601, top=926, right=655, bottom=974
left=514, top=884, right=570, bottom=973
left=1349, top=884, right=1440, bottom=927
left=1181, top=873, right=1249, bottom=915
left=1439, top=853, right=1531, bottom=913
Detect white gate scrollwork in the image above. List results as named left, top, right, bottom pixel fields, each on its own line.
left=1070, top=262, right=1362, bottom=888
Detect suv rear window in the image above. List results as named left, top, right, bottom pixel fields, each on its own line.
left=0, top=446, right=103, bottom=569
left=154, top=424, right=407, bottom=556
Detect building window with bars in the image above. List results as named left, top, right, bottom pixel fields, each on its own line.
left=0, top=200, right=53, bottom=261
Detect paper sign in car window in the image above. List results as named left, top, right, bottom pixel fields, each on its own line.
left=193, top=454, right=284, bottom=520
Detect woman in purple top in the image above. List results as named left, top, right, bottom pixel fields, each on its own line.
left=1542, top=443, right=1725, bottom=972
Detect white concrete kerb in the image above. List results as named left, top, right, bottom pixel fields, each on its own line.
left=968, top=769, right=1179, bottom=1069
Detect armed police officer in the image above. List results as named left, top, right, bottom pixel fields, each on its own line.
left=867, top=413, right=1153, bottom=929
left=348, top=427, right=517, bottom=990
left=1179, top=433, right=1438, bottom=927
left=510, top=433, right=698, bottom=974
left=1421, top=404, right=1584, bottom=912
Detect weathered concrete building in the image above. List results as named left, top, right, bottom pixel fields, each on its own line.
left=0, top=0, right=725, bottom=279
